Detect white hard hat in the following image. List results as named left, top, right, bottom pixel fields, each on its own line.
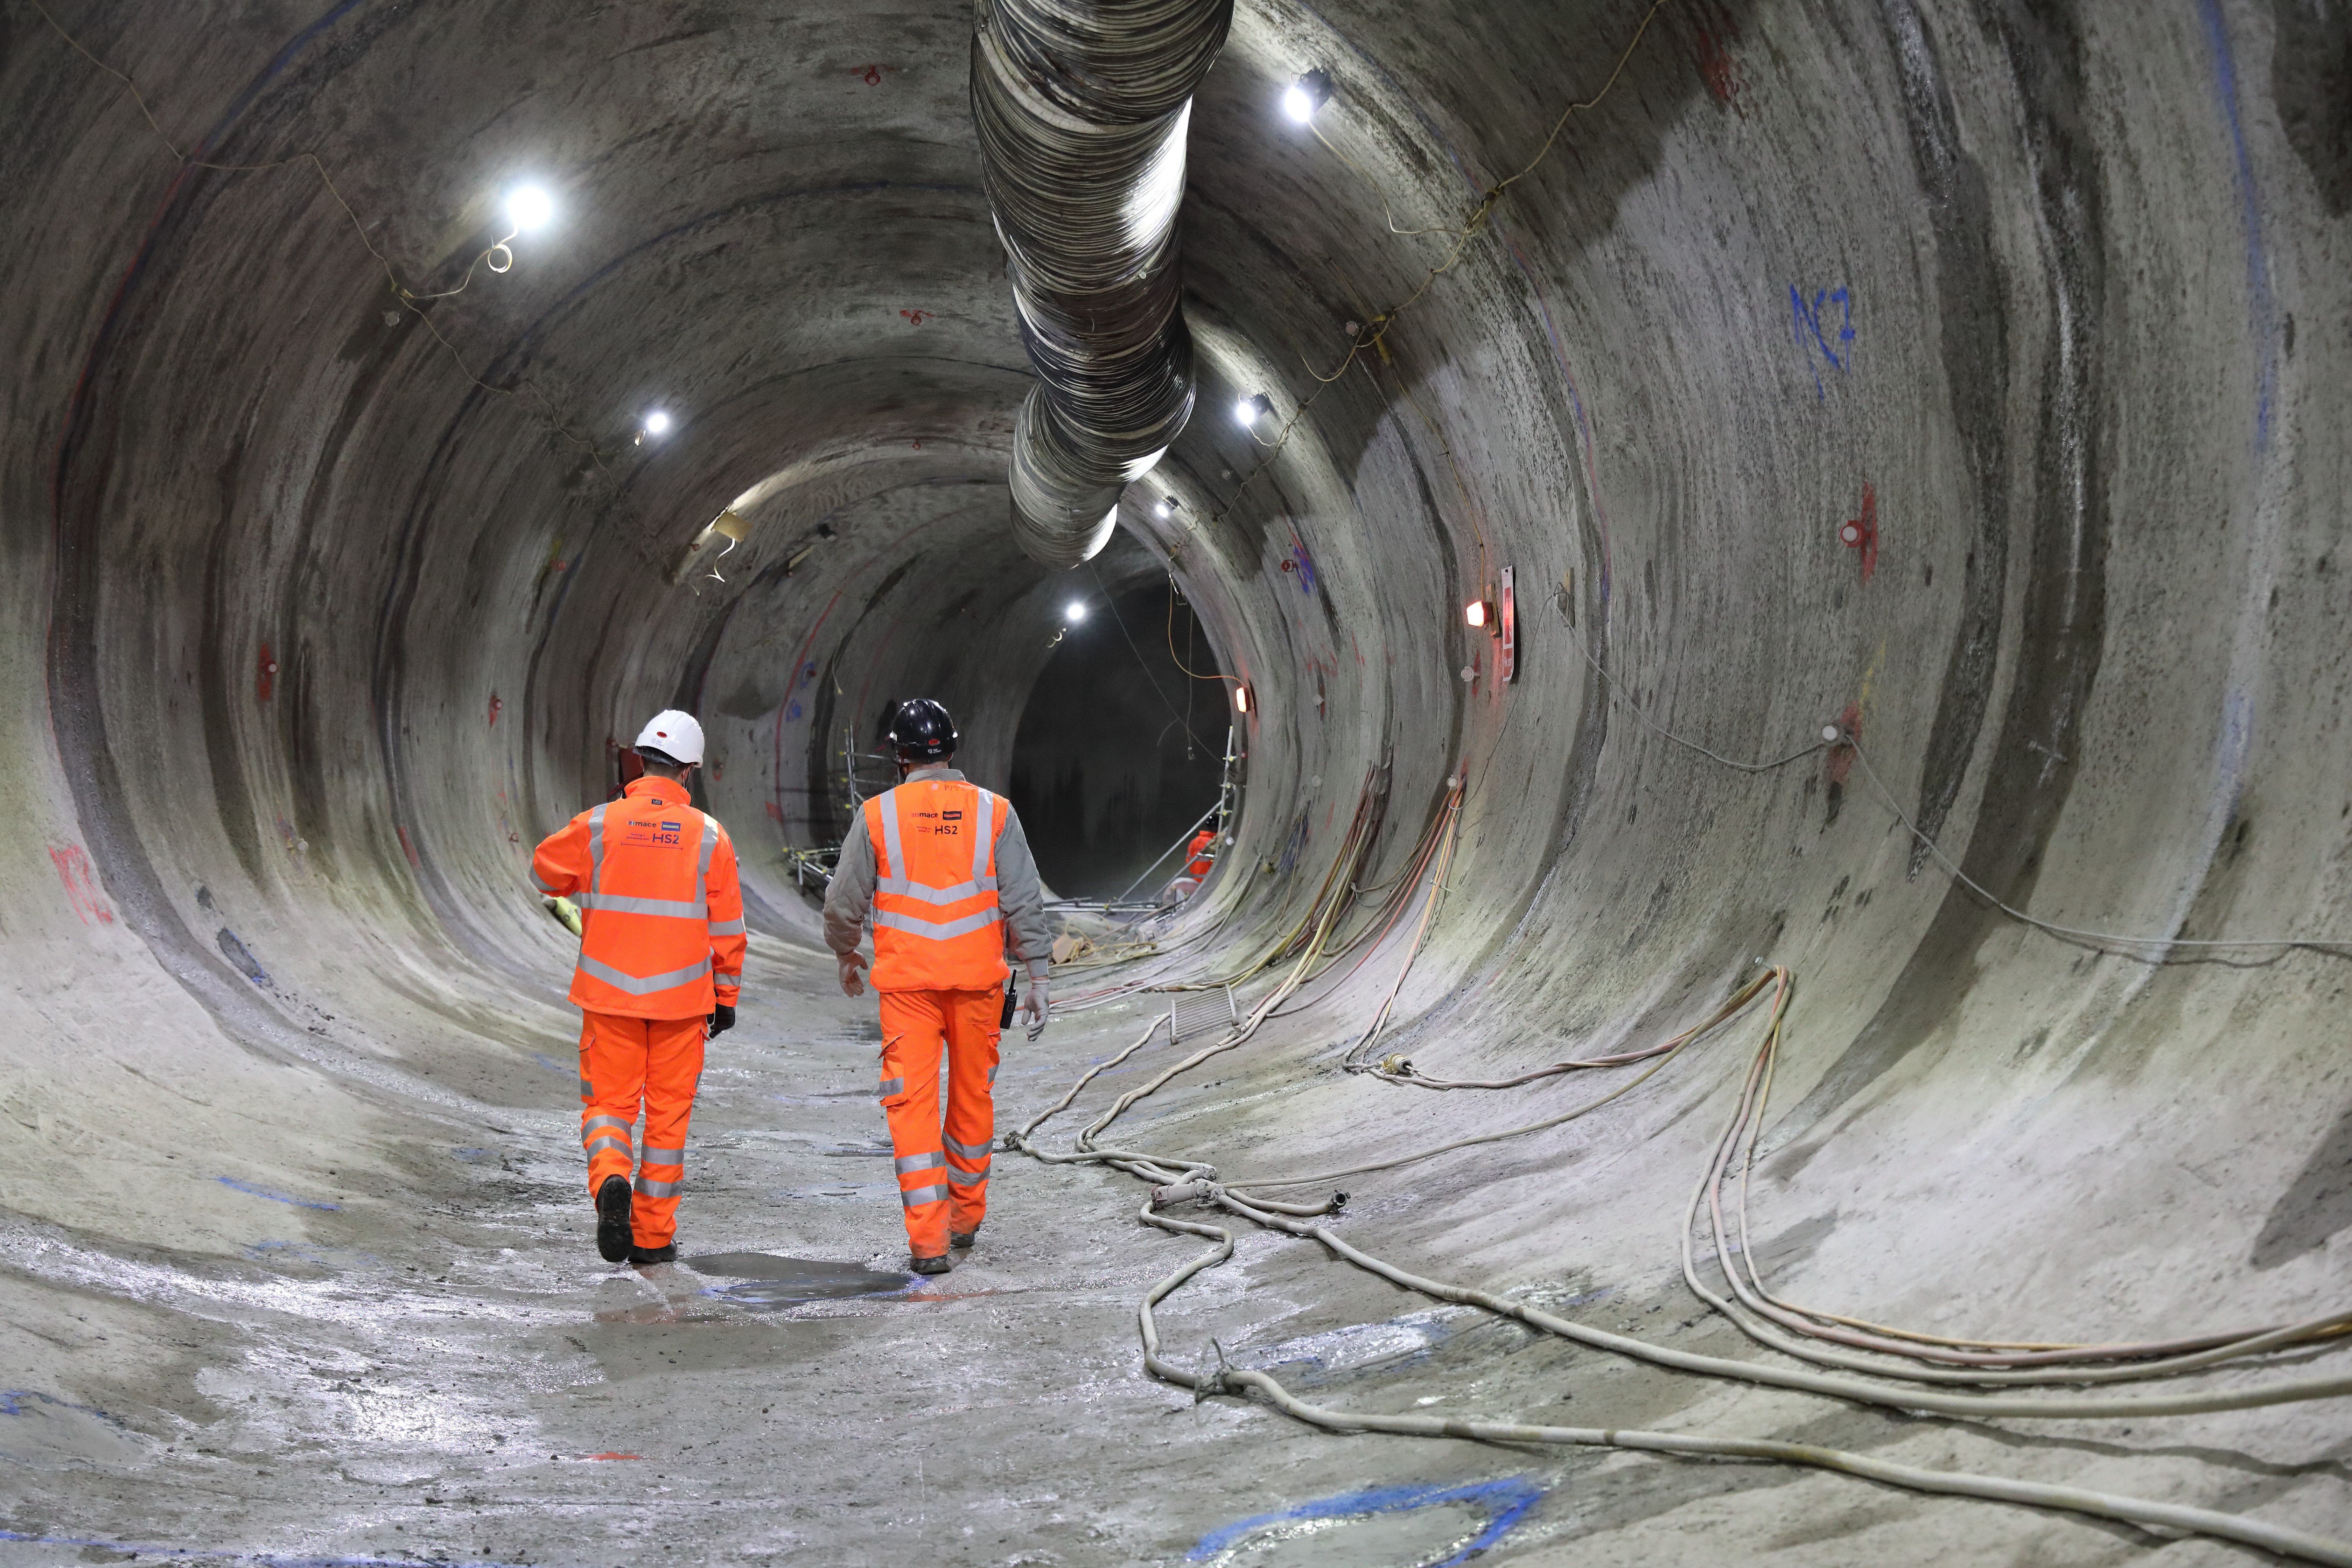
left=635, top=709, right=705, bottom=766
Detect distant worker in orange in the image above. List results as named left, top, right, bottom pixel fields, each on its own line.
left=823, top=698, right=1050, bottom=1274
left=1164, top=825, right=1218, bottom=903
left=533, top=710, right=745, bottom=1266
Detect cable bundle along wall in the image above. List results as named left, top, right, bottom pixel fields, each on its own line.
left=973, top=0, right=1231, bottom=567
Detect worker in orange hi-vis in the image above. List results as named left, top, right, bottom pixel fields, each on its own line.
left=822, top=698, right=1050, bottom=1275
left=1184, top=828, right=1217, bottom=880
left=532, top=710, right=745, bottom=1267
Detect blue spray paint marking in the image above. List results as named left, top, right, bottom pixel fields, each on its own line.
left=785, top=699, right=804, bottom=722
left=1191, top=1477, right=1546, bottom=1565
left=0, top=1389, right=110, bottom=1420
left=217, top=1176, right=340, bottom=1211
left=2197, top=0, right=2278, bottom=451
left=1791, top=286, right=1856, bottom=399
left=1289, top=542, right=1318, bottom=596
left=0, top=1531, right=529, bottom=1568
left=531, top=1051, right=568, bottom=1073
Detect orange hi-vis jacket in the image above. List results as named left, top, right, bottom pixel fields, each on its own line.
left=1184, top=829, right=1216, bottom=878
left=532, top=777, right=746, bottom=1018
left=864, top=778, right=1011, bottom=992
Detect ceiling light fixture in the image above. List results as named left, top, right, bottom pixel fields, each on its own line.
left=1234, top=393, right=1273, bottom=427
left=505, top=184, right=555, bottom=233
left=1066, top=601, right=1088, bottom=622
left=1282, top=68, right=1334, bottom=124
left=643, top=410, right=672, bottom=436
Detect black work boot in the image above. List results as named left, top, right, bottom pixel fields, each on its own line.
left=910, top=1253, right=952, bottom=1275
left=949, top=1227, right=979, bottom=1250
left=629, top=1242, right=677, bottom=1266
left=595, top=1175, right=632, bottom=1264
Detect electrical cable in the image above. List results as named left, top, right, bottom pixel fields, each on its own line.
left=1849, top=742, right=2352, bottom=958
left=1009, top=961, right=2352, bottom=1562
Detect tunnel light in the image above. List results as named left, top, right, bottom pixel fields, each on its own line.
left=1066, top=601, right=1088, bottom=623
left=1282, top=69, right=1334, bottom=124
left=1233, top=684, right=1251, bottom=714
left=1154, top=498, right=1175, bottom=519
left=643, top=410, right=672, bottom=436
left=1234, top=393, right=1273, bottom=427
left=505, top=184, right=555, bottom=233
left=1464, top=599, right=1489, bottom=629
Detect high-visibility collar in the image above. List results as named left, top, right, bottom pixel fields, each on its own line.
left=623, top=776, right=689, bottom=808
left=902, top=764, right=964, bottom=784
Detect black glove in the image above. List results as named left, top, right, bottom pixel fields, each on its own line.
left=708, top=1003, right=736, bottom=1037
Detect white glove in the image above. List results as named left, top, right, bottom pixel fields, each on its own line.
left=1021, top=980, right=1049, bottom=1034
left=838, top=952, right=869, bottom=998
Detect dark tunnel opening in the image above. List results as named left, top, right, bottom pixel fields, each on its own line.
left=1009, top=583, right=1227, bottom=899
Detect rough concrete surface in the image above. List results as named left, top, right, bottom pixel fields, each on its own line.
left=1, top=0, right=2348, bottom=1563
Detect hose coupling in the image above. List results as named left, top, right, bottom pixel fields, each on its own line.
left=1151, top=1179, right=1213, bottom=1208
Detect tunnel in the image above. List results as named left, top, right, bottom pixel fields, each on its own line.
left=4, top=0, right=2350, bottom=1562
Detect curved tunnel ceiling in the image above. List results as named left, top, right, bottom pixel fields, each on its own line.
left=5, top=0, right=2351, bottom=1560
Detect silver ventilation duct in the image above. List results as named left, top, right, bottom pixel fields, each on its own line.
left=973, top=0, right=1232, bottom=568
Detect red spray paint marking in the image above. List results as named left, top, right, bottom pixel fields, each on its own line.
left=1840, top=484, right=1878, bottom=582
left=1690, top=0, right=1748, bottom=113
left=257, top=643, right=278, bottom=703
left=855, top=64, right=885, bottom=85
left=487, top=692, right=503, bottom=728
left=1826, top=701, right=1862, bottom=786
left=50, top=845, right=115, bottom=925
left=900, top=309, right=932, bottom=325
left=583, top=1453, right=642, bottom=1462
left=397, top=825, right=421, bottom=869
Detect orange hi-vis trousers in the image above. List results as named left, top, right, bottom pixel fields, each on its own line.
left=579, top=1010, right=708, bottom=1250
left=877, top=988, right=1002, bottom=1257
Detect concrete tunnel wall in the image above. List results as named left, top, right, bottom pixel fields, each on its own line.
left=1, top=0, right=2348, bottom=1558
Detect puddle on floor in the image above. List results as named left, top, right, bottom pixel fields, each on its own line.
left=683, top=1252, right=912, bottom=1307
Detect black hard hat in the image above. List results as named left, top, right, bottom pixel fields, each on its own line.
left=887, top=698, right=958, bottom=763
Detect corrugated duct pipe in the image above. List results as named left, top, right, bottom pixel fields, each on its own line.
left=973, top=0, right=1232, bottom=567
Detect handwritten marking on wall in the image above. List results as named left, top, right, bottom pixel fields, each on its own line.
left=1791, top=286, right=1855, bottom=399
left=49, top=845, right=114, bottom=925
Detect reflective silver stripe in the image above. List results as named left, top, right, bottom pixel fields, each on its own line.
left=944, top=1135, right=994, bottom=1160
left=576, top=891, right=705, bottom=919
left=578, top=1077, right=595, bottom=1099
left=583, top=1115, right=632, bottom=1135
left=895, top=1152, right=945, bottom=1175
left=576, top=952, right=712, bottom=995
left=874, top=908, right=1002, bottom=941
left=633, top=1177, right=682, bottom=1198
left=708, top=917, right=745, bottom=936
left=877, top=1077, right=904, bottom=1097
left=640, top=1146, right=686, bottom=1165
left=899, top=1183, right=949, bottom=1207
left=587, top=804, right=609, bottom=900
left=946, top=1164, right=989, bottom=1187
left=970, top=788, right=996, bottom=880
left=584, top=1132, right=629, bottom=1153
left=879, top=791, right=906, bottom=881
left=875, top=875, right=992, bottom=904
left=532, top=867, right=562, bottom=895
left=698, top=815, right=717, bottom=881
left=987, top=1064, right=998, bottom=1084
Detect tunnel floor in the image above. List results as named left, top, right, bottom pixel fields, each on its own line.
left=8, top=933, right=2340, bottom=1567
